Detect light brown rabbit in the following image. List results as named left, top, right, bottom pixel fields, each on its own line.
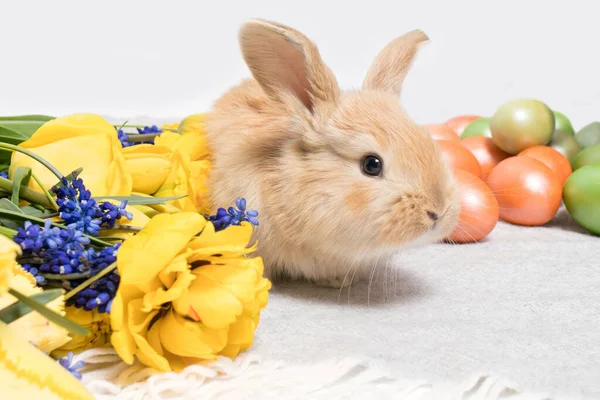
left=205, top=19, right=460, bottom=288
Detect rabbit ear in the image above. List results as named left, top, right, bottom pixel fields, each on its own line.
left=362, top=30, right=429, bottom=96
left=239, top=19, right=340, bottom=113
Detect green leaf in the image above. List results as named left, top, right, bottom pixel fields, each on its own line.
left=0, top=115, right=54, bottom=122
left=0, top=126, right=28, bottom=165
left=0, top=289, right=63, bottom=324
left=20, top=205, right=54, bottom=217
left=7, top=288, right=89, bottom=336
left=10, top=166, right=32, bottom=205
left=93, top=194, right=187, bottom=205
left=0, top=121, right=46, bottom=137
left=0, top=199, right=24, bottom=229
left=0, top=198, right=25, bottom=214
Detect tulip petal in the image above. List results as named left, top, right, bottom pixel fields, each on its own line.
left=188, top=221, right=254, bottom=255
left=110, top=284, right=144, bottom=364
left=193, top=259, right=259, bottom=304
left=143, top=263, right=195, bottom=311
left=124, top=144, right=172, bottom=194
left=0, top=321, right=94, bottom=399
left=154, top=131, right=180, bottom=149
left=158, top=252, right=188, bottom=288
left=173, top=267, right=247, bottom=329
left=219, top=344, right=241, bottom=358
left=159, top=309, right=227, bottom=358
left=18, top=113, right=114, bottom=148
left=117, top=212, right=206, bottom=287
left=226, top=315, right=255, bottom=346
left=11, top=113, right=133, bottom=196
left=133, top=320, right=171, bottom=372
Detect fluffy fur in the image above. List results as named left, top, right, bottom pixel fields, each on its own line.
left=205, top=19, right=460, bottom=288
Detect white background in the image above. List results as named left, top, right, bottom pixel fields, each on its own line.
left=1, top=0, right=599, bottom=129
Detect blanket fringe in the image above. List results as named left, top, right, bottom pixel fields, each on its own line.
left=74, top=348, right=567, bottom=400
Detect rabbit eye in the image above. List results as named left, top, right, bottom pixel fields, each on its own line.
left=361, top=155, right=383, bottom=177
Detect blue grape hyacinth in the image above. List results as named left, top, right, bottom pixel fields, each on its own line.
left=207, top=197, right=259, bottom=231
left=52, top=174, right=132, bottom=236
left=117, top=125, right=161, bottom=147
left=59, top=352, right=85, bottom=380
left=12, top=173, right=128, bottom=313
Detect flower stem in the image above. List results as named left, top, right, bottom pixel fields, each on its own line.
left=64, top=262, right=117, bottom=301
left=0, top=225, right=17, bottom=238
left=0, top=177, right=57, bottom=210
left=100, top=225, right=141, bottom=232
left=125, top=133, right=161, bottom=143
left=30, top=171, right=59, bottom=210
left=0, top=143, right=63, bottom=181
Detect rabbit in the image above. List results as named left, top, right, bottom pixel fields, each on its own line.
left=204, top=19, right=460, bottom=289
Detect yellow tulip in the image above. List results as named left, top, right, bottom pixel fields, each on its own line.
left=110, top=212, right=271, bottom=372
left=123, top=144, right=172, bottom=195
left=161, top=122, right=180, bottom=132
left=0, top=236, right=71, bottom=353
left=154, top=113, right=210, bottom=162
left=52, top=307, right=111, bottom=358
left=154, top=152, right=212, bottom=215
left=0, top=235, right=21, bottom=295
left=0, top=321, right=93, bottom=400
left=9, top=113, right=132, bottom=196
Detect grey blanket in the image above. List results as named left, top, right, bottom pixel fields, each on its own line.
left=252, top=208, right=600, bottom=399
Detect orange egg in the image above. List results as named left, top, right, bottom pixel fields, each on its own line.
left=423, top=124, right=460, bottom=142
left=460, top=136, right=511, bottom=181
left=517, top=145, right=572, bottom=186
left=437, top=140, right=482, bottom=178
left=444, top=115, right=482, bottom=136
left=446, top=170, right=499, bottom=243
left=486, top=156, right=562, bottom=226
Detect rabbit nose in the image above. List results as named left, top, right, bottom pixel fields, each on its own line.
left=426, top=210, right=439, bottom=221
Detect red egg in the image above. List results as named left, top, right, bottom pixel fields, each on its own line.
left=518, top=145, right=572, bottom=186
left=437, top=140, right=482, bottom=178
left=423, top=124, right=460, bottom=142
left=446, top=170, right=499, bottom=243
left=460, top=136, right=511, bottom=181
left=486, top=156, right=562, bottom=226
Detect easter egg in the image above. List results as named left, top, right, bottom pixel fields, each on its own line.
left=549, top=129, right=582, bottom=164
left=424, top=124, right=460, bottom=142
left=490, top=99, right=555, bottom=154
left=487, top=156, right=562, bottom=226
left=446, top=170, right=499, bottom=243
left=518, top=145, right=572, bottom=186
left=444, top=115, right=482, bottom=136
left=563, top=164, right=600, bottom=235
left=437, top=140, right=482, bottom=178
left=460, top=117, right=492, bottom=139
left=571, top=143, right=600, bottom=171
left=553, top=111, right=575, bottom=135
left=460, top=136, right=511, bottom=181
left=575, top=121, right=600, bottom=149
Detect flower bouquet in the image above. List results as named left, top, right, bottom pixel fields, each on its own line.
left=0, top=113, right=271, bottom=398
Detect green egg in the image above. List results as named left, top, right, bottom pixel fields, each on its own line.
left=490, top=99, right=555, bottom=155
left=460, top=117, right=491, bottom=139
left=563, top=164, right=600, bottom=235
left=571, top=142, right=600, bottom=171
left=549, top=129, right=582, bottom=164
left=575, top=121, right=600, bottom=148
left=553, top=111, right=575, bottom=135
